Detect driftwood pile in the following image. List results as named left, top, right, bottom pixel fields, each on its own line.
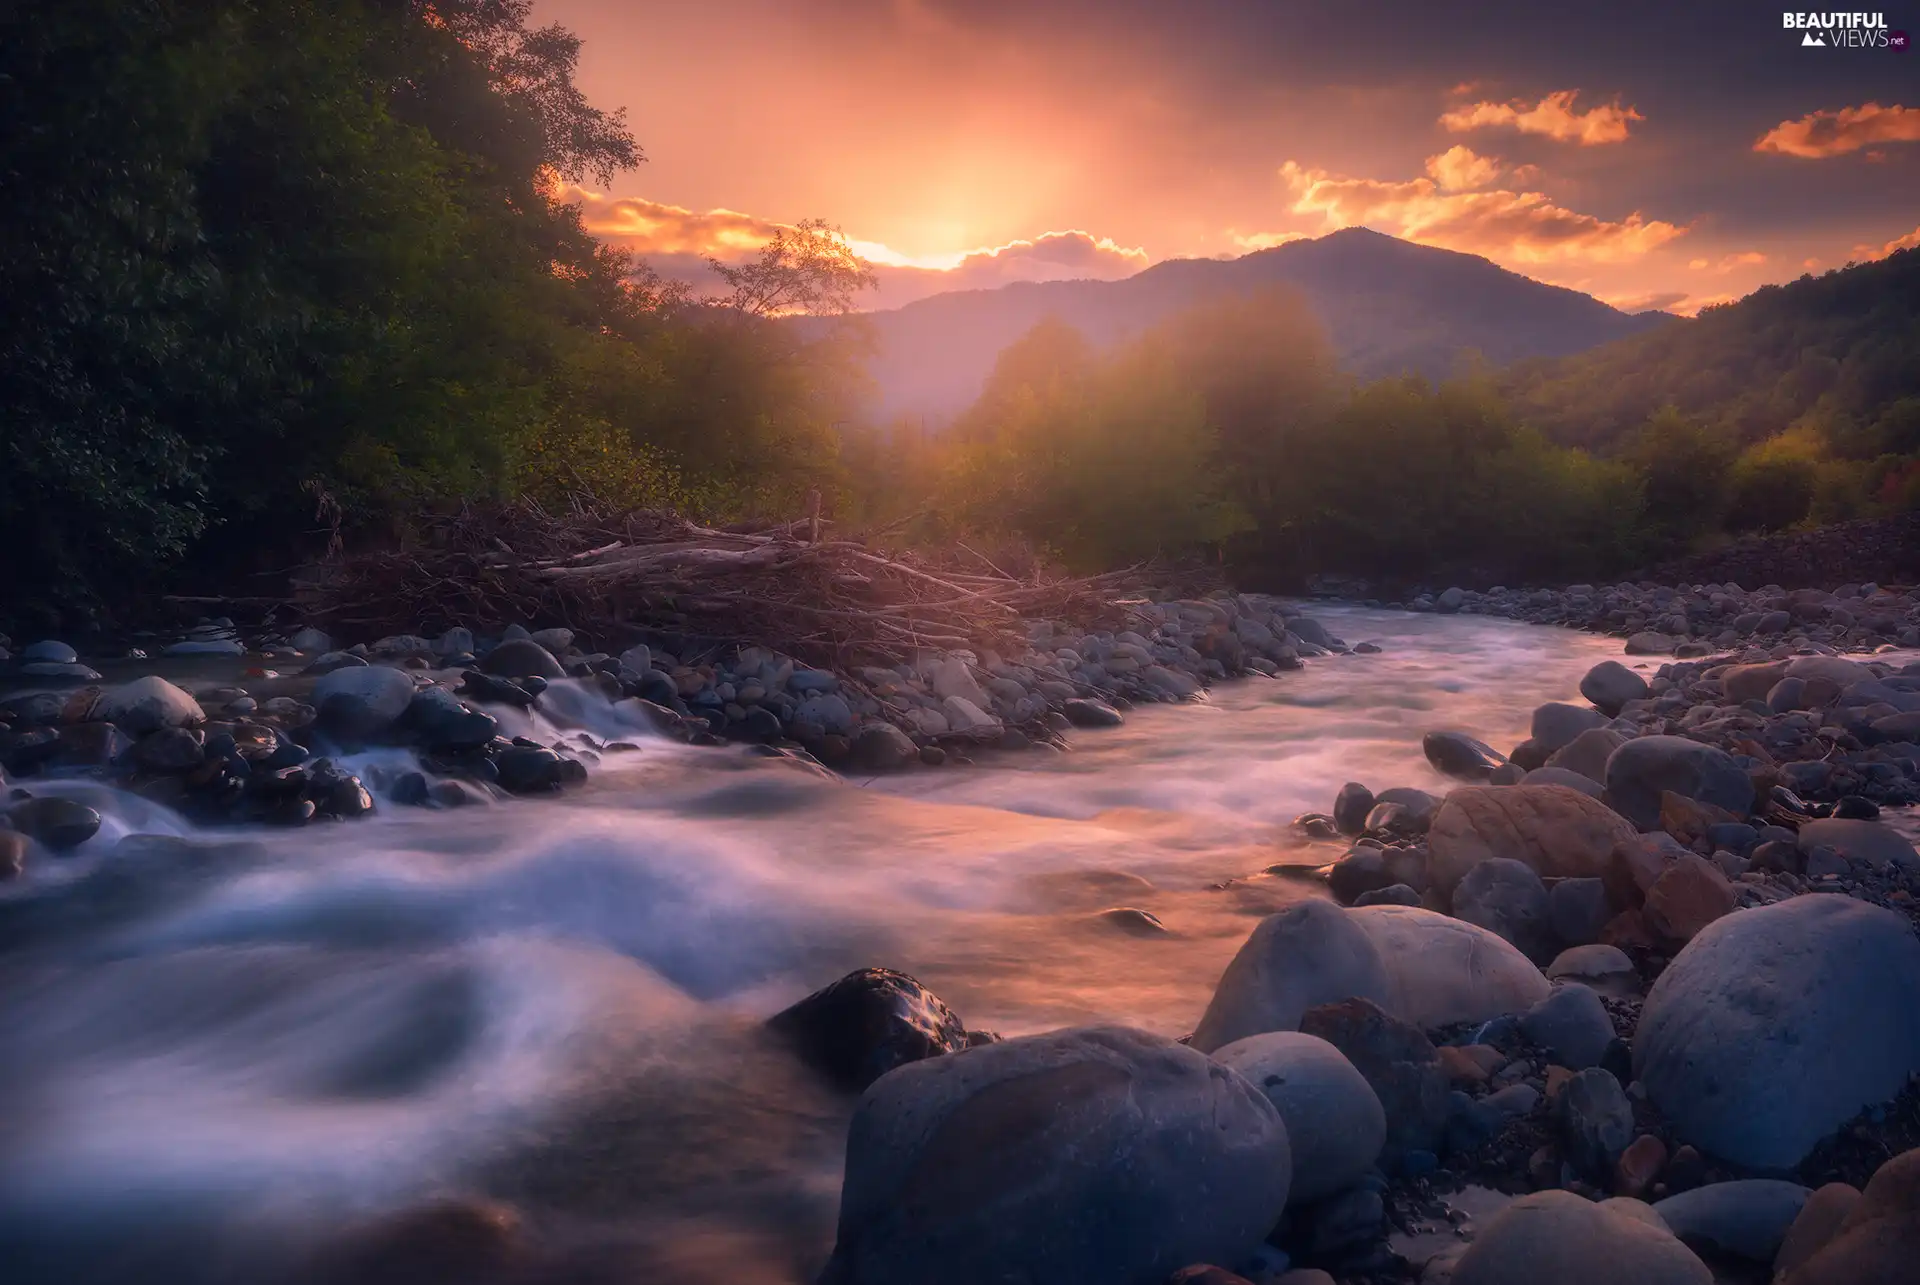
left=296, top=503, right=1180, bottom=667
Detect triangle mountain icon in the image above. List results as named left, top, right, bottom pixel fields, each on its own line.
left=1802, top=30, right=1826, bottom=45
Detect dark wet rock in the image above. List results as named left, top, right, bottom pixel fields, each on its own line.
left=1298, top=996, right=1449, bottom=1161
left=5, top=796, right=102, bottom=851
left=403, top=687, right=499, bottom=752
left=1062, top=697, right=1125, bottom=728
left=1560, top=1066, right=1634, bottom=1179
left=1580, top=661, right=1651, bottom=717
left=1423, top=731, right=1506, bottom=781
left=1333, top=782, right=1375, bottom=836
left=1327, top=846, right=1394, bottom=905
left=303, top=650, right=368, bottom=676
left=1635, top=896, right=1920, bottom=1169
left=479, top=638, right=565, bottom=680
left=768, top=966, right=972, bottom=1092
left=1604, top=735, right=1754, bottom=831
left=458, top=671, right=539, bottom=708
left=52, top=722, right=132, bottom=768
left=1, top=692, right=67, bottom=728
left=130, top=727, right=206, bottom=772
left=819, top=1025, right=1290, bottom=1285
left=390, top=771, right=431, bottom=806
left=1521, top=983, right=1615, bottom=1071
left=1549, top=877, right=1612, bottom=947
left=1531, top=702, right=1610, bottom=755
left=1096, top=907, right=1168, bottom=934
left=1545, top=727, right=1627, bottom=784
left=493, top=746, right=566, bottom=794
left=848, top=722, right=918, bottom=772
left=1451, top=857, right=1554, bottom=960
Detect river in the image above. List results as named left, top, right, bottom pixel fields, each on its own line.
left=0, top=608, right=1644, bottom=1283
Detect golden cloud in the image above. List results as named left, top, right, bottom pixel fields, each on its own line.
left=564, top=188, right=786, bottom=255
left=1229, top=230, right=1311, bottom=252
left=1854, top=224, right=1920, bottom=261
left=1281, top=161, right=1685, bottom=265
left=1424, top=145, right=1502, bottom=191
left=1441, top=90, right=1643, bottom=145
left=1754, top=103, right=1920, bottom=158
left=1687, top=251, right=1767, bottom=273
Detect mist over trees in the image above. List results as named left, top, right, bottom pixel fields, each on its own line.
left=4, top=1, right=1918, bottom=627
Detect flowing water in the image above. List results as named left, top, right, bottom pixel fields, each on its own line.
left=0, top=609, right=1643, bottom=1282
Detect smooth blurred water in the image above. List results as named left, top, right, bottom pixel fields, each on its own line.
left=0, top=608, right=1635, bottom=1282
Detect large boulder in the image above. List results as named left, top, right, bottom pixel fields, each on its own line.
left=479, top=639, right=565, bottom=680
left=820, top=1026, right=1291, bottom=1285
left=1785, top=655, right=1871, bottom=687
left=1211, top=1032, right=1386, bottom=1203
left=1346, top=904, right=1551, bottom=1029
left=312, top=665, right=418, bottom=737
left=1450, top=858, right=1555, bottom=961
left=1449, top=1191, right=1712, bottom=1285
left=87, top=676, right=205, bottom=733
left=1721, top=661, right=1790, bottom=705
left=1189, top=901, right=1392, bottom=1052
left=1427, top=785, right=1639, bottom=898
left=1546, top=727, right=1627, bottom=784
left=1633, top=896, right=1920, bottom=1169
left=1581, top=661, right=1651, bottom=716
left=1795, top=818, right=1920, bottom=872
left=1651, top=1179, right=1810, bottom=1263
left=1530, top=702, right=1609, bottom=755
left=1604, top=736, right=1754, bottom=832
left=1779, top=1147, right=1920, bottom=1285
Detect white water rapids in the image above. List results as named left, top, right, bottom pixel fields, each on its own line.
left=0, top=608, right=1638, bottom=1283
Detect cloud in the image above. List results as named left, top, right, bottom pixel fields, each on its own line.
left=1424, top=145, right=1503, bottom=191
left=1754, top=103, right=1920, bottom=158
left=1854, top=224, right=1920, bottom=261
left=1228, top=230, right=1311, bottom=252
left=1281, top=160, right=1686, bottom=265
left=1687, top=251, right=1767, bottom=273
left=1608, top=290, right=1690, bottom=313
left=1441, top=90, right=1643, bottom=145
left=555, top=186, right=1149, bottom=308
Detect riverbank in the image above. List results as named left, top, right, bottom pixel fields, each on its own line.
left=2, top=599, right=1919, bottom=1285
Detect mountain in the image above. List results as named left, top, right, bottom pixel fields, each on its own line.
left=1500, top=246, right=1920, bottom=455
left=847, top=227, right=1672, bottom=423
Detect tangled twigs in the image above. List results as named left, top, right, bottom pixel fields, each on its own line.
left=296, top=503, right=1176, bottom=667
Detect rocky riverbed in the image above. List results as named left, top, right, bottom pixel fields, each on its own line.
left=1, top=597, right=1918, bottom=1285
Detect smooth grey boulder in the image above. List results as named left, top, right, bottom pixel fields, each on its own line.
left=1190, top=901, right=1393, bottom=1052
left=1652, top=1180, right=1811, bottom=1263
left=1546, top=727, right=1627, bottom=784
left=821, top=1026, right=1291, bottom=1285
left=1347, top=904, right=1551, bottom=1030
left=1520, top=765, right=1605, bottom=799
left=1580, top=661, right=1651, bottom=717
left=1549, top=877, right=1612, bottom=947
left=1794, top=818, right=1920, bottom=872
left=1604, top=735, right=1754, bottom=831
left=1450, top=1190, right=1711, bottom=1285
left=1531, top=702, right=1610, bottom=755
left=480, top=638, right=565, bottom=680
left=1451, top=857, right=1555, bottom=961
left=312, top=665, right=418, bottom=736
left=1211, top=1031, right=1386, bottom=1204
left=1521, top=983, right=1615, bottom=1070
left=1634, top=896, right=1920, bottom=1169
left=87, top=676, right=205, bottom=734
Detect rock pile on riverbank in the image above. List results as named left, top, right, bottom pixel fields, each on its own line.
left=1379, top=579, right=1920, bottom=657
left=756, top=645, right=1920, bottom=1285
left=0, top=595, right=1345, bottom=875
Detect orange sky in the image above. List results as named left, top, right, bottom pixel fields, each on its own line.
left=537, top=0, right=1920, bottom=315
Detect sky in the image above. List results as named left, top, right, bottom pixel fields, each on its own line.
left=537, top=0, right=1920, bottom=315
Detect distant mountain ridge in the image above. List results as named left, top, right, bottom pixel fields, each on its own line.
left=849, top=227, right=1673, bottom=423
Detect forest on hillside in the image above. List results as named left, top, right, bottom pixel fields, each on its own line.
left=6, top=0, right=1919, bottom=629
